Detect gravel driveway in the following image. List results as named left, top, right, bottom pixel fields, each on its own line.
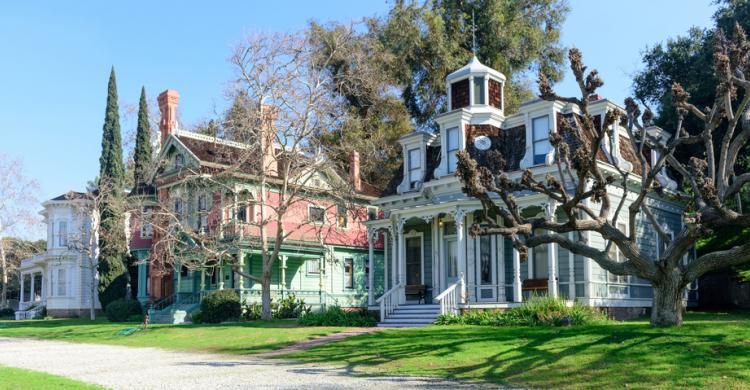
left=0, top=337, right=494, bottom=389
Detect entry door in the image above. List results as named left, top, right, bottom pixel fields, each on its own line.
left=477, top=235, right=496, bottom=301
left=444, top=237, right=458, bottom=286
left=406, top=236, right=422, bottom=285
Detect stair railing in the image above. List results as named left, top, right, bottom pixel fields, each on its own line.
left=376, top=282, right=404, bottom=321
left=434, top=272, right=465, bottom=316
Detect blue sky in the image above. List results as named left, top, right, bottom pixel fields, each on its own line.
left=1, top=0, right=715, bottom=230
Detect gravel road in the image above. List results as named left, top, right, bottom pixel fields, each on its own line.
left=0, top=337, right=495, bottom=389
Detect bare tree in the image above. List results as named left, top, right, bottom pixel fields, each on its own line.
left=0, top=155, right=41, bottom=309
left=145, top=30, right=365, bottom=320
left=457, top=25, right=750, bottom=326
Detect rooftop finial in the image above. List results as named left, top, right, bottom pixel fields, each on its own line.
left=471, top=9, right=477, bottom=56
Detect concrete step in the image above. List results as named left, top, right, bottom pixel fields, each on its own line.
left=380, top=318, right=436, bottom=325
left=388, top=313, right=439, bottom=319
left=377, top=323, right=431, bottom=328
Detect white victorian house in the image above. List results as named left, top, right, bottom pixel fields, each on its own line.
left=365, top=56, right=696, bottom=327
left=16, top=191, right=100, bottom=319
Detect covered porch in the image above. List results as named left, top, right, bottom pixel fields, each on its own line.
left=367, top=198, right=585, bottom=319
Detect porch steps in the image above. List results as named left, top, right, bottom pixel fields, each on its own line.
left=378, top=304, right=441, bottom=328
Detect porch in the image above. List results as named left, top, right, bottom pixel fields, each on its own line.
left=366, top=200, right=585, bottom=322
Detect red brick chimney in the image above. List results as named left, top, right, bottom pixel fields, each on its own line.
left=158, top=89, right=180, bottom=144
left=349, top=150, right=362, bottom=192
left=260, top=104, right=278, bottom=177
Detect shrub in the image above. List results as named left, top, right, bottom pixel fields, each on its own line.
left=200, top=289, right=241, bottom=324
left=105, top=299, right=142, bottom=323
left=274, top=294, right=310, bottom=319
left=436, top=296, right=605, bottom=327
left=126, top=314, right=144, bottom=323
left=298, top=305, right=376, bottom=327
left=0, top=308, right=15, bottom=317
left=190, top=311, right=203, bottom=324
left=242, top=302, right=263, bottom=321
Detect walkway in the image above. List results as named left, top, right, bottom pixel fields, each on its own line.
left=0, top=337, right=494, bottom=389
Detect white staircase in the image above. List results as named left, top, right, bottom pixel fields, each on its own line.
left=377, top=304, right=441, bottom=327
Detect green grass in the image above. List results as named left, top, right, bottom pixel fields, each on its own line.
left=0, top=318, right=344, bottom=355
left=281, top=311, right=750, bottom=389
left=0, top=365, right=104, bottom=390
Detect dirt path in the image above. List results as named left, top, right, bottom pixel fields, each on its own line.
left=0, top=337, right=494, bottom=389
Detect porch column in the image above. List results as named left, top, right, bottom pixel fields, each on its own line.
left=218, top=259, right=225, bottom=290
left=431, top=216, right=440, bottom=295
left=389, top=227, right=397, bottom=289
left=30, top=274, right=35, bottom=302
left=200, top=269, right=206, bottom=292
left=396, top=218, right=406, bottom=304
left=176, top=263, right=182, bottom=295
left=512, top=247, right=522, bottom=303
left=219, top=192, right=225, bottom=239
left=318, top=257, right=325, bottom=306
left=544, top=201, right=559, bottom=298
left=238, top=252, right=246, bottom=292
left=367, top=228, right=375, bottom=306
left=569, top=233, right=576, bottom=299
left=20, top=273, right=25, bottom=303
left=455, top=210, right=467, bottom=286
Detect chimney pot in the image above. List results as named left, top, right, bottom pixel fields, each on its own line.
left=158, top=89, right=180, bottom=144
left=349, top=150, right=362, bottom=192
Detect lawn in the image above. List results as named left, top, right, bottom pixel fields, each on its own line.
left=281, top=311, right=750, bottom=389
left=0, top=318, right=344, bottom=355
left=0, top=365, right=104, bottom=390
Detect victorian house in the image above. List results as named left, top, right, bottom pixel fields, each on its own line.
left=365, top=56, right=696, bottom=326
left=130, top=90, right=380, bottom=323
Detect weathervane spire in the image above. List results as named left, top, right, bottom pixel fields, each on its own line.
left=471, top=9, right=477, bottom=56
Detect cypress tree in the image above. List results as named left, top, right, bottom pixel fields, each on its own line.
left=97, top=66, right=129, bottom=309
left=133, top=86, right=153, bottom=185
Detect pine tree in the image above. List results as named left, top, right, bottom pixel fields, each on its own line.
left=133, top=86, right=153, bottom=185
left=97, top=67, right=129, bottom=309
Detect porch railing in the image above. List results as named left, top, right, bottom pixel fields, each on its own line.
left=434, top=272, right=465, bottom=316
left=14, top=305, right=44, bottom=320
left=376, top=283, right=403, bottom=321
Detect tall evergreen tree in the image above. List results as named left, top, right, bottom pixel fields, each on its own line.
left=133, top=86, right=153, bottom=185
left=97, top=67, right=129, bottom=309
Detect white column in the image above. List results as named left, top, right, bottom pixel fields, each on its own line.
left=548, top=243, right=559, bottom=298
left=218, top=259, right=225, bottom=290
left=431, top=216, right=440, bottom=295
left=513, top=248, right=522, bottom=303
left=20, top=274, right=25, bottom=304
left=389, top=227, right=397, bottom=289
left=498, top=235, right=506, bottom=302
left=238, top=252, right=245, bottom=292
left=30, top=274, right=35, bottom=302
left=367, top=229, right=375, bottom=306
left=280, top=255, right=287, bottom=297
left=455, top=211, right=467, bottom=282
left=396, top=218, right=406, bottom=304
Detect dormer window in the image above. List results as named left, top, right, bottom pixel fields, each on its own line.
left=58, top=221, right=68, bottom=248
left=472, top=76, right=485, bottom=105
left=408, top=148, right=422, bottom=189
left=446, top=127, right=460, bottom=173
left=174, top=154, right=185, bottom=169
left=532, top=115, right=551, bottom=165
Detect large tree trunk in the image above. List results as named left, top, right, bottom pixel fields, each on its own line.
left=650, top=273, right=686, bottom=327
left=261, top=266, right=272, bottom=320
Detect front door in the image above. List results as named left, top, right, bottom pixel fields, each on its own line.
left=444, top=237, right=458, bottom=287
left=406, top=236, right=422, bottom=285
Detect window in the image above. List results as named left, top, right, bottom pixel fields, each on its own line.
left=480, top=235, right=492, bottom=285
left=532, top=115, right=551, bottom=165
left=446, top=127, right=459, bottom=173
left=197, top=194, right=208, bottom=232
left=56, top=268, right=67, bottom=296
left=174, top=199, right=183, bottom=222
left=140, top=209, right=153, bottom=239
left=236, top=191, right=253, bottom=224
left=473, top=76, right=485, bottom=105
left=344, top=258, right=353, bottom=289
left=408, top=148, right=421, bottom=189
left=22, top=274, right=31, bottom=301
left=607, top=223, right=629, bottom=297
left=406, top=237, right=421, bottom=285
left=336, top=205, right=348, bottom=228
left=367, top=207, right=378, bottom=221
left=174, top=154, right=185, bottom=169
left=180, top=265, right=189, bottom=277
left=306, top=259, right=320, bottom=274
left=58, top=221, right=68, bottom=247
left=309, top=206, right=325, bottom=224
left=532, top=242, right=549, bottom=279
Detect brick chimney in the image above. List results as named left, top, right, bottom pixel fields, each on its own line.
left=349, top=150, right=362, bottom=192
left=260, top=104, right=278, bottom=177
left=158, top=89, right=180, bottom=144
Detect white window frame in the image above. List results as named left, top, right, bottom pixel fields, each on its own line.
left=305, top=259, right=320, bottom=275
left=404, top=230, right=425, bottom=286
left=55, top=267, right=68, bottom=297
left=197, top=193, right=209, bottom=232
left=308, top=205, right=325, bottom=225
left=336, top=204, right=348, bottom=229
left=58, top=221, right=68, bottom=248
left=344, top=258, right=354, bottom=289
left=606, top=222, right=630, bottom=298
left=446, top=127, right=460, bottom=173
left=140, top=209, right=153, bottom=239
left=408, top=148, right=422, bottom=189
left=532, top=115, right=551, bottom=165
